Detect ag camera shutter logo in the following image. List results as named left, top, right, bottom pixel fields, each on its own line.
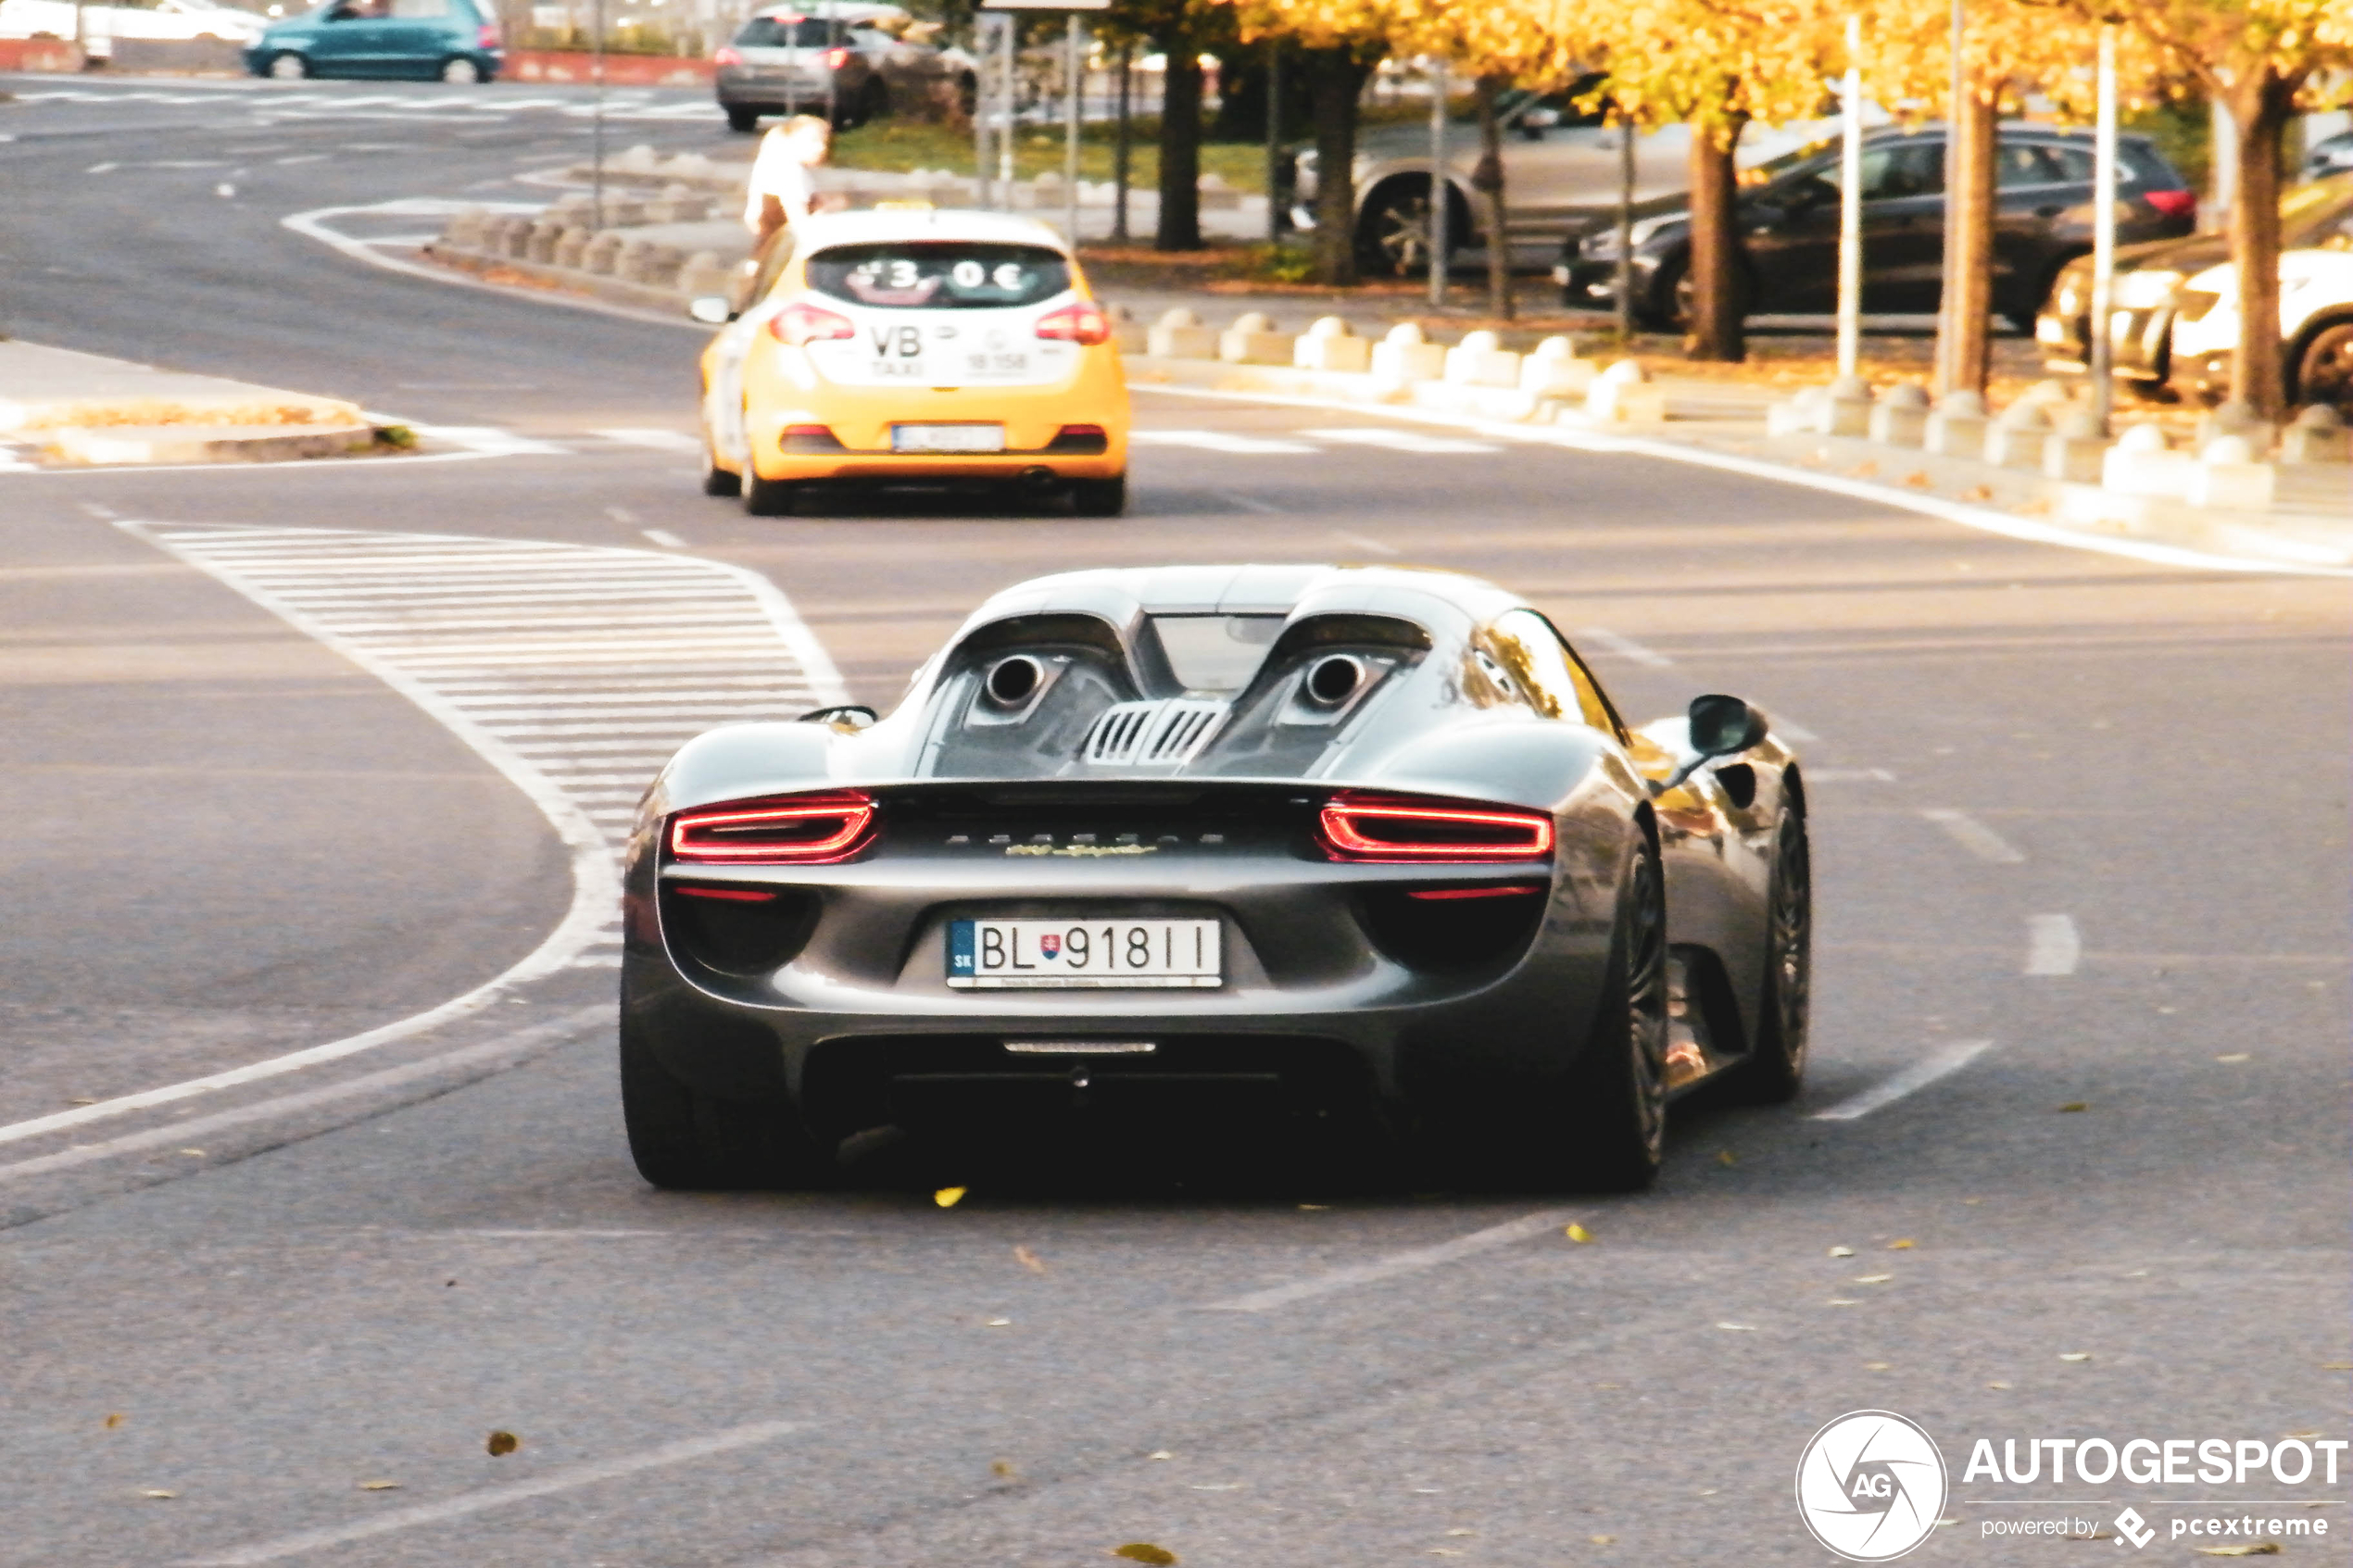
left=1796, top=1410, right=1950, bottom=1562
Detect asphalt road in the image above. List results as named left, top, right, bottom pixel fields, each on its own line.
left=3, top=75, right=2349, bottom=1568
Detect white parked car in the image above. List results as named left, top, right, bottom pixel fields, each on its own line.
left=0, top=0, right=267, bottom=50
left=2168, top=192, right=2353, bottom=410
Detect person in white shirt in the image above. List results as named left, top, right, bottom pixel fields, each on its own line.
left=743, top=114, right=833, bottom=244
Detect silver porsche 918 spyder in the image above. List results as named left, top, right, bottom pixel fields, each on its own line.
left=620, top=565, right=1809, bottom=1191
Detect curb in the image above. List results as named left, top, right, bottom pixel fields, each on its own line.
left=42, top=422, right=378, bottom=465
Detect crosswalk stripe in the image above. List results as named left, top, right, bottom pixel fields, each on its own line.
left=121, top=524, right=846, bottom=865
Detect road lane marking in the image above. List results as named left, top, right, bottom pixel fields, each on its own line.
left=1810, top=1040, right=1994, bottom=1121
left=1331, top=531, right=1399, bottom=557
left=2025, top=914, right=2081, bottom=975
left=1919, top=808, right=2026, bottom=863
left=591, top=428, right=703, bottom=454
left=1805, top=767, right=1894, bottom=783
left=1575, top=626, right=1674, bottom=668
left=178, top=1420, right=808, bottom=1565
left=1129, top=429, right=1318, bottom=455
left=1298, top=427, right=1502, bottom=455
left=403, top=425, right=571, bottom=457
left=1771, top=717, right=1818, bottom=744
left=641, top=529, right=686, bottom=547
left=1213, top=488, right=1287, bottom=514
left=0, top=1009, right=605, bottom=1184
left=1201, top=1209, right=1581, bottom=1312
left=0, top=523, right=842, bottom=1156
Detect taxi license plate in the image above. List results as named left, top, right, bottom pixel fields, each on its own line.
left=947, top=918, right=1221, bottom=989
left=894, top=423, right=1005, bottom=454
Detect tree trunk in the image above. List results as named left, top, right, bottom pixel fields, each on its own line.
left=1303, top=47, right=1372, bottom=287
left=2224, top=71, right=2299, bottom=417
left=1473, top=74, right=1511, bottom=320
left=1156, top=40, right=1202, bottom=252
left=1683, top=113, right=1746, bottom=362
left=1935, top=82, right=1997, bottom=396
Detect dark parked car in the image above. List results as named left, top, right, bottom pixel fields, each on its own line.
left=244, top=0, right=499, bottom=82
left=1557, top=123, right=2196, bottom=331
left=715, top=1, right=975, bottom=134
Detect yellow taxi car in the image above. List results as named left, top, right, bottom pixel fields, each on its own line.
left=693, top=208, right=1131, bottom=517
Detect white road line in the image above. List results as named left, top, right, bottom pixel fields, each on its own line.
left=1806, top=767, right=1894, bottom=783
left=1297, top=427, right=1502, bottom=455
left=1201, top=1209, right=1581, bottom=1312
left=642, top=529, right=687, bottom=547
left=1810, top=1040, right=1994, bottom=1121
left=1771, top=717, right=1819, bottom=744
left=0, top=1009, right=604, bottom=1183
left=1575, top=626, right=1675, bottom=669
left=1331, top=531, right=1399, bottom=557
left=1919, top=808, right=2026, bottom=864
left=1213, top=489, right=1288, bottom=514
left=591, top=428, right=703, bottom=454
left=1128, top=429, right=1318, bottom=455
left=178, top=1420, right=808, bottom=1566
left=2025, top=914, right=2081, bottom=976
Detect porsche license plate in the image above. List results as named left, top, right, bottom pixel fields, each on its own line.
left=894, top=423, right=1005, bottom=454
left=947, top=919, right=1221, bottom=989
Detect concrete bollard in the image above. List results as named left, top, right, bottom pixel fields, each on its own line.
left=1985, top=398, right=2054, bottom=470
left=676, top=249, right=731, bottom=297
left=1767, top=385, right=1828, bottom=438
left=2195, top=398, right=2272, bottom=456
left=1148, top=307, right=1218, bottom=359
left=2042, top=409, right=2108, bottom=483
left=1586, top=358, right=1666, bottom=426
left=1924, top=390, right=1989, bottom=460
left=639, top=243, right=686, bottom=288
left=1371, top=322, right=1447, bottom=383
left=2280, top=404, right=2349, bottom=464
left=614, top=236, right=655, bottom=282
left=1443, top=330, right=1523, bottom=389
left=2188, top=433, right=2276, bottom=510
left=1219, top=310, right=1297, bottom=366
left=1519, top=335, right=1596, bottom=398
left=1293, top=316, right=1371, bottom=372
left=1825, top=373, right=1874, bottom=437
left=440, top=207, right=489, bottom=249
left=553, top=226, right=593, bottom=270
left=2101, top=422, right=2193, bottom=496
left=526, top=218, right=566, bottom=264
left=581, top=231, right=625, bottom=277
left=1869, top=383, right=1931, bottom=446
left=615, top=143, right=660, bottom=172
left=488, top=215, right=529, bottom=258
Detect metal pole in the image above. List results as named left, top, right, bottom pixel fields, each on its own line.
left=824, top=10, right=837, bottom=129
left=1935, top=0, right=1964, bottom=392
left=1064, top=14, right=1082, bottom=243
left=1615, top=103, right=1634, bottom=342
left=2090, top=20, right=2118, bottom=432
left=998, top=14, right=1015, bottom=211
left=1835, top=13, right=1864, bottom=380
left=1428, top=56, right=1447, bottom=307
left=591, top=0, right=606, bottom=230
left=1265, top=37, right=1282, bottom=245
left=974, top=13, right=992, bottom=209
left=1113, top=42, right=1131, bottom=243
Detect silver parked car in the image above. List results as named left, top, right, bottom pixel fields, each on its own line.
left=715, top=1, right=975, bottom=135
left=1294, top=81, right=1842, bottom=275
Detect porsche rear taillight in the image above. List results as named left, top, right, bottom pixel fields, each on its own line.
left=669, top=790, right=876, bottom=864
left=1034, top=301, right=1110, bottom=345
left=768, top=300, right=856, bottom=346
left=1316, top=792, right=1554, bottom=863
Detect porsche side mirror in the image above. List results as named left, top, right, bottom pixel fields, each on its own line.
left=687, top=295, right=736, bottom=325
left=1652, top=694, right=1768, bottom=797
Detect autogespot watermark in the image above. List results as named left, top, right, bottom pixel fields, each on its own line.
left=1797, top=1412, right=2347, bottom=1558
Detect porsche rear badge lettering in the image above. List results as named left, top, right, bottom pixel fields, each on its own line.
left=1006, top=843, right=1158, bottom=858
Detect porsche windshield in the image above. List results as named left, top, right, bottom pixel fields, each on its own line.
left=806, top=244, right=1072, bottom=310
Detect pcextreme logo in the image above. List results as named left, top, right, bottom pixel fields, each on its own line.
left=1796, top=1410, right=1952, bottom=1562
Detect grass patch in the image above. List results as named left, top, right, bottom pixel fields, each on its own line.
left=829, top=117, right=1270, bottom=193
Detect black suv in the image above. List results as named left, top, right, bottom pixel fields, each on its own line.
left=1557, top=123, right=2196, bottom=330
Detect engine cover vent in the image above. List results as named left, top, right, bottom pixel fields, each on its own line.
left=1082, top=698, right=1229, bottom=768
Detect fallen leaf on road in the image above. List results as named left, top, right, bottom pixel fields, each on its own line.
left=2284, top=1431, right=2322, bottom=1439
left=68, top=1097, right=96, bottom=1106
left=104, top=1413, right=123, bottom=1430
left=2058, top=1352, right=2092, bottom=1362
left=992, top=1460, right=1018, bottom=1480
left=358, top=1480, right=400, bottom=1491
left=2057, top=1102, right=2088, bottom=1113
left=1827, top=1298, right=1861, bottom=1306
left=1888, top=1239, right=1915, bottom=1250
left=2323, top=1363, right=2353, bottom=1371
left=1902, top=470, right=1931, bottom=488
left=2193, top=1545, right=2280, bottom=1557
left=1189, top=1484, right=1240, bottom=1491
left=1854, top=1273, right=1894, bottom=1285
left=1717, top=1150, right=1737, bottom=1166
left=1427, top=1552, right=1463, bottom=1559
left=179, top=1148, right=206, bottom=1158
left=1865, top=1362, right=1892, bottom=1371
left=1148, top=1450, right=1174, bottom=1461
left=1565, top=1223, right=1593, bottom=1243
left=1960, top=484, right=1993, bottom=502
left=935, top=1186, right=967, bottom=1209
left=2215, top=1053, right=2250, bottom=1063
left=1591, top=1535, right=1616, bottom=1545
left=1828, top=1246, right=1854, bottom=1258
left=985, top=1317, right=1013, bottom=1327
left=142, top=1490, right=176, bottom=1499
left=1987, top=1381, right=2012, bottom=1389
left=1296, top=1203, right=1328, bottom=1210
left=1111, top=1544, right=1176, bottom=1565
left=1715, top=1322, right=1759, bottom=1332
left=1446, top=1528, right=1476, bottom=1537
left=485, top=1430, right=520, bottom=1457
left=1013, top=1245, right=1047, bottom=1274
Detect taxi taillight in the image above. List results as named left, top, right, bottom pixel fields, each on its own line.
left=1034, top=301, right=1110, bottom=346
left=769, top=301, right=856, bottom=346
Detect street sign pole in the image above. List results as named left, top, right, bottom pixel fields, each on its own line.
left=1428, top=56, right=1447, bottom=307
left=1064, top=13, right=1082, bottom=244
left=1112, top=42, right=1131, bottom=244
left=979, top=0, right=1113, bottom=220
left=2090, top=20, right=2118, bottom=433
left=1265, top=38, right=1282, bottom=245
left=591, top=0, right=607, bottom=230
left=997, top=15, right=1014, bottom=207
left=1835, top=14, right=1863, bottom=380
left=1615, top=104, right=1634, bottom=343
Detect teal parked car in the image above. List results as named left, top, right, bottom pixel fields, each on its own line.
left=244, top=0, right=502, bottom=82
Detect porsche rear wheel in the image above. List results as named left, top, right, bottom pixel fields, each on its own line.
left=620, top=1015, right=829, bottom=1189
left=1556, top=833, right=1669, bottom=1190
left=1731, top=802, right=1810, bottom=1103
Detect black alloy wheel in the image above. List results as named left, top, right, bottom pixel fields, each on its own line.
left=1354, top=177, right=1456, bottom=279
left=1664, top=252, right=1752, bottom=333
left=2296, top=320, right=2353, bottom=414
left=1554, top=833, right=1670, bottom=1191
left=1732, top=802, right=1811, bottom=1103
left=619, top=1013, right=831, bottom=1189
